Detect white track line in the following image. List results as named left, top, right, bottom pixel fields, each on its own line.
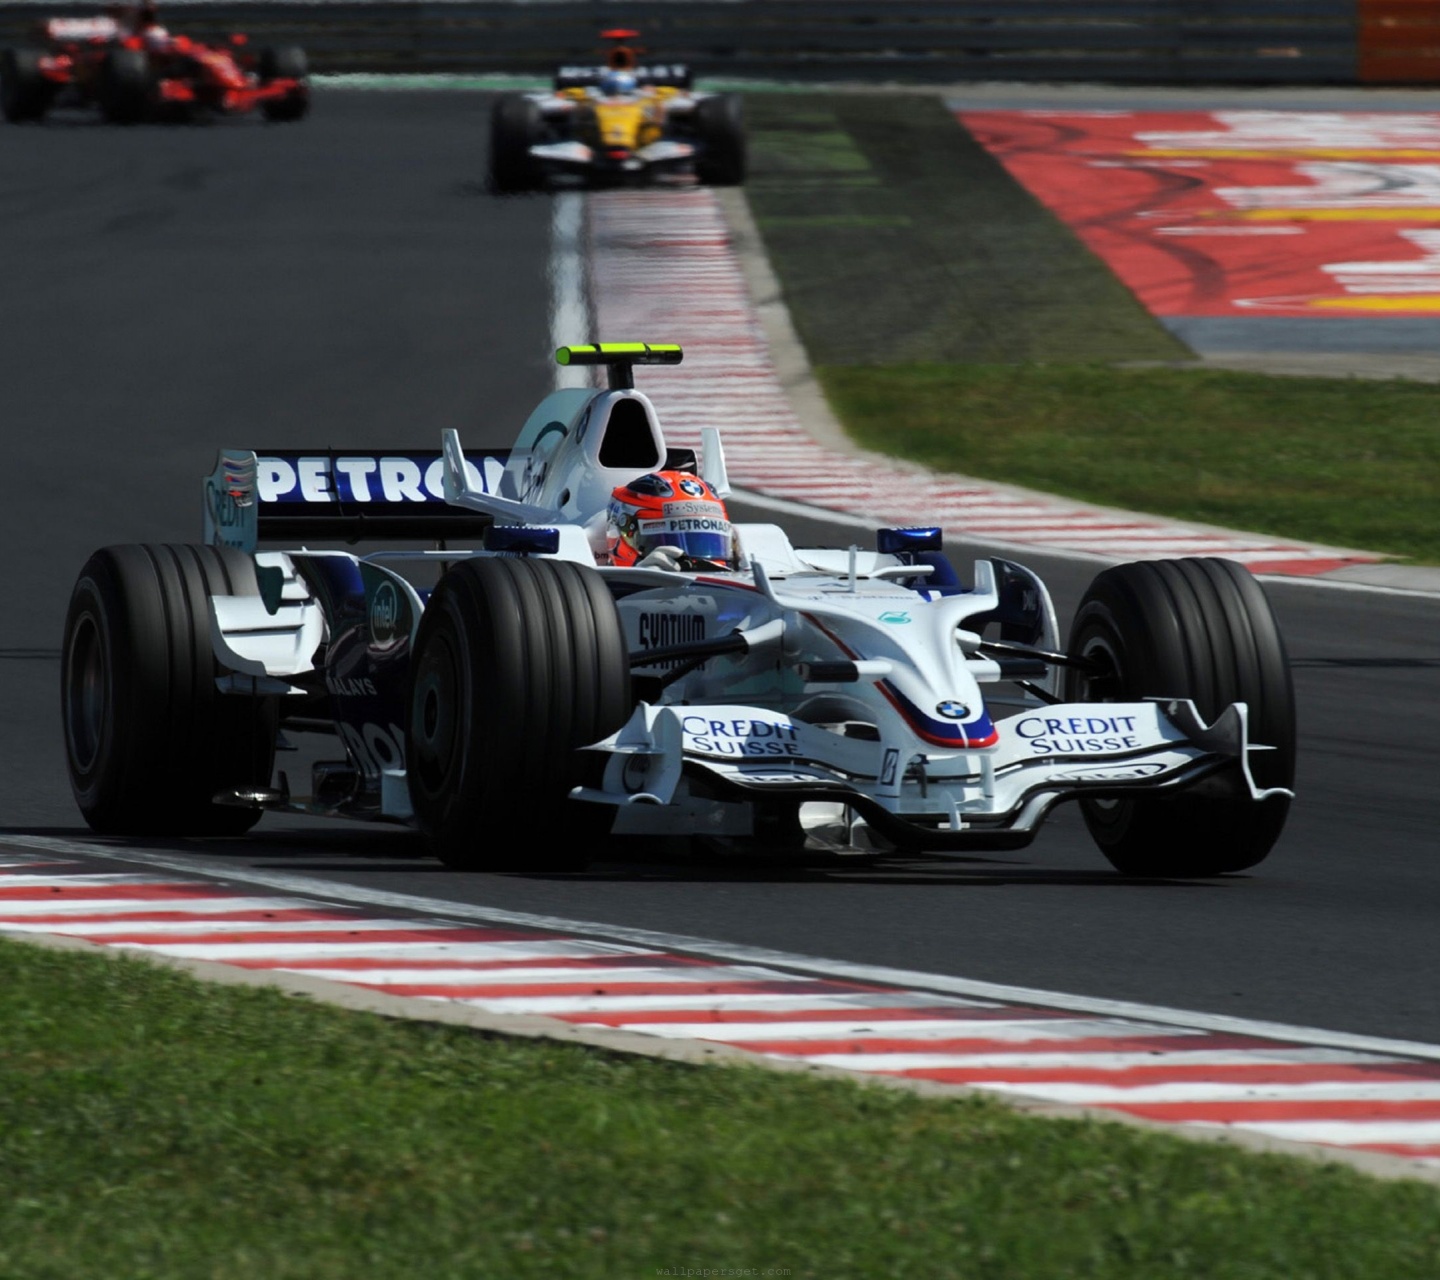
left=0, top=918, right=461, bottom=937
left=1224, top=1120, right=1440, bottom=1145
left=444, top=993, right=961, bottom=1016
left=981, top=1081, right=1440, bottom=1104
left=550, top=191, right=591, bottom=390
left=762, top=1048, right=1391, bottom=1072
left=271, top=964, right=716, bottom=985
left=0, top=896, right=327, bottom=916
left=608, top=1017, right=1199, bottom=1043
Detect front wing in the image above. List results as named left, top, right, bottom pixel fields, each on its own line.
left=529, top=139, right=696, bottom=174
left=575, top=698, right=1292, bottom=850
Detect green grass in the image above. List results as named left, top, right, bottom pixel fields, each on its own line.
left=4, top=938, right=1440, bottom=1279
left=821, top=363, right=1440, bottom=562
left=744, top=94, right=1188, bottom=366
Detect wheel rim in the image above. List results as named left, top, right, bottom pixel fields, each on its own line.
left=65, top=612, right=107, bottom=773
left=1072, top=629, right=1124, bottom=704
left=409, top=632, right=461, bottom=796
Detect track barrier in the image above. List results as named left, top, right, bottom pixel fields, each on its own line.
left=0, top=1, right=1437, bottom=85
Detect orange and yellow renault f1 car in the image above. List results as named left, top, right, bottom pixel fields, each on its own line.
left=489, top=29, right=744, bottom=191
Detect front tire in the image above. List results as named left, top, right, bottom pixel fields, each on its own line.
left=98, top=48, right=155, bottom=124
left=406, top=557, right=631, bottom=871
left=1, top=48, right=51, bottom=123
left=258, top=45, right=308, bottom=122
left=61, top=544, right=278, bottom=836
left=487, top=93, right=543, bottom=193
left=1064, top=557, right=1295, bottom=877
left=694, top=93, right=745, bottom=186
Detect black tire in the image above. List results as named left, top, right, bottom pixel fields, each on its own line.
left=258, top=45, right=308, bottom=122
left=488, top=93, right=543, bottom=193
left=1063, top=558, right=1295, bottom=877
left=406, top=557, right=632, bottom=871
left=259, top=45, right=308, bottom=81
left=1, top=48, right=51, bottom=123
left=694, top=93, right=745, bottom=186
left=61, top=544, right=279, bottom=836
left=98, top=47, right=155, bottom=124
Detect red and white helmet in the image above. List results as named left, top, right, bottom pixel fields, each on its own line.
left=606, top=471, right=735, bottom=568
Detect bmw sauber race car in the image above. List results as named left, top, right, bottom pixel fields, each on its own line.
left=1, top=5, right=307, bottom=124
left=61, top=344, right=1295, bottom=878
left=489, top=29, right=743, bottom=191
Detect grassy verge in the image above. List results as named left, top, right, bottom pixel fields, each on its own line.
left=4, top=938, right=1440, bottom=1279
left=745, top=94, right=1440, bottom=562
left=822, top=363, right=1440, bottom=561
left=743, top=94, right=1187, bottom=366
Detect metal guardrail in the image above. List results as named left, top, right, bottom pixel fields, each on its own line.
left=0, top=0, right=1405, bottom=84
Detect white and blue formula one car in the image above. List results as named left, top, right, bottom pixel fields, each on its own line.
left=61, top=344, right=1296, bottom=877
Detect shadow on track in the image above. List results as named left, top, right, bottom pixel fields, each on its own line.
left=1, top=823, right=1232, bottom=890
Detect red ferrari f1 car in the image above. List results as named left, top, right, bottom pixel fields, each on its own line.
left=1, top=5, right=307, bottom=124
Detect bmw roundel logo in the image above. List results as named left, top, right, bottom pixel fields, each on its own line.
left=935, top=700, right=970, bottom=720
left=679, top=477, right=705, bottom=496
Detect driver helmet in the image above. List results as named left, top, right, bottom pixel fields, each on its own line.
left=598, top=70, right=638, bottom=98
left=606, top=471, right=735, bottom=568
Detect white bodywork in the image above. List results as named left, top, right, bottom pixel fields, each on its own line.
left=202, top=372, right=1290, bottom=849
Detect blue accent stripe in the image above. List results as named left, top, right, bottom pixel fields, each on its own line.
left=882, top=681, right=997, bottom=749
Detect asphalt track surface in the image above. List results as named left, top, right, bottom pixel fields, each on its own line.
left=2, top=91, right=1438, bottom=1049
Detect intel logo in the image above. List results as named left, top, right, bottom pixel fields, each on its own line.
left=370, top=581, right=402, bottom=649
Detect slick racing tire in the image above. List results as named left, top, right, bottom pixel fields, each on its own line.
left=1, top=48, right=51, bottom=123
left=98, top=48, right=155, bottom=124
left=406, top=557, right=632, bottom=872
left=258, top=45, right=309, bottom=122
left=1064, top=557, right=1295, bottom=878
left=694, top=93, right=745, bottom=186
left=487, top=93, right=543, bottom=193
left=62, top=544, right=279, bottom=836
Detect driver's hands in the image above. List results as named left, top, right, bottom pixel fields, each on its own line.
left=636, top=545, right=686, bottom=571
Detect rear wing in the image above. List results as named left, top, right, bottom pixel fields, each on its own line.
left=203, top=448, right=511, bottom=551
left=44, top=16, right=121, bottom=42
left=553, top=64, right=693, bottom=91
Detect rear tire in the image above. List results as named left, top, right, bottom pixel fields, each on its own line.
left=406, top=557, right=632, bottom=871
left=694, top=93, right=745, bottom=186
left=1, top=48, right=51, bottom=123
left=258, top=45, right=308, bottom=122
left=61, top=544, right=279, bottom=836
left=488, top=93, right=543, bottom=193
left=1063, top=557, right=1295, bottom=877
left=98, top=48, right=155, bottom=124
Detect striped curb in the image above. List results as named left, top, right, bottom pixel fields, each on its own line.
left=587, top=188, right=1384, bottom=577
left=5, top=854, right=1440, bottom=1176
